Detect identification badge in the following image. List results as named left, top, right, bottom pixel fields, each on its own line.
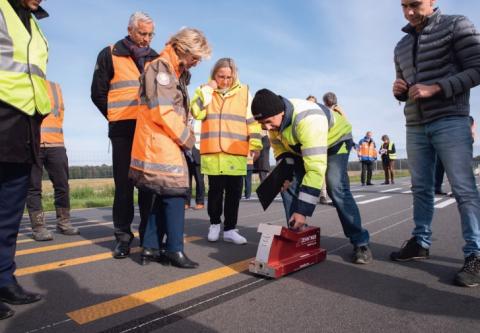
left=156, top=72, right=170, bottom=86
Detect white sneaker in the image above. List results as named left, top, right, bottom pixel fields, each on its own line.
left=223, top=229, right=247, bottom=245
left=207, top=224, right=221, bottom=242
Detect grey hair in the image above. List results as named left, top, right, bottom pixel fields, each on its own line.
left=128, top=12, right=155, bottom=29
left=211, top=58, right=238, bottom=83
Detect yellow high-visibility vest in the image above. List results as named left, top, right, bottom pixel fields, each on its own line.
left=0, top=0, right=50, bottom=115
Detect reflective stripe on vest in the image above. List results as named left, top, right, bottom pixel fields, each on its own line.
left=200, top=85, right=249, bottom=156
left=107, top=47, right=148, bottom=121
left=359, top=141, right=377, bottom=159
left=41, top=81, right=65, bottom=144
left=0, top=1, right=50, bottom=115
left=291, top=100, right=352, bottom=149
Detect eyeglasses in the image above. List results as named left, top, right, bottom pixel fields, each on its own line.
left=136, top=31, right=155, bottom=38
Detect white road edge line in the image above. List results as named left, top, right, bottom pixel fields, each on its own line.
left=357, top=196, right=391, bottom=205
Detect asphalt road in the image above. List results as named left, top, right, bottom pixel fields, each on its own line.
left=2, top=177, right=479, bottom=333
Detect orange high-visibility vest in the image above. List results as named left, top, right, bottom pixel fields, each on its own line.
left=200, top=85, right=249, bottom=156
left=107, top=46, right=150, bottom=122
left=130, top=46, right=194, bottom=195
left=359, top=141, right=377, bottom=159
left=41, top=80, right=64, bottom=145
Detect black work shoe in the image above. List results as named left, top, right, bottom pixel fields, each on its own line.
left=454, top=254, right=480, bottom=288
left=353, top=245, right=373, bottom=264
left=164, top=251, right=199, bottom=269
left=390, top=237, right=429, bottom=261
left=0, top=283, right=42, bottom=305
left=0, top=302, right=14, bottom=320
left=140, top=248, right=167, bottom=266
left=113, top=240, right=131, bottom=259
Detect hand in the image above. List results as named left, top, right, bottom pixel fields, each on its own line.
left=207, top=80, right=218, bottom=89
left=289, top=213, right=306, bottom=230
left=393, top=79, right=408, bottom=97
left=408, top=84, right=441, bottom=100
left=250, top=150, right=260, bottom=162
left=281, top=180, right=291, bottom=193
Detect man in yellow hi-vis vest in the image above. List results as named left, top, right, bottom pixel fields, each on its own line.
left=251, top=89, right=372, bottom=265
left=0, top=0, right=49, bottom=320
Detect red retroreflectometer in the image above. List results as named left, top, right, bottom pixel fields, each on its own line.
left=249, top=223, right=327, bottom=279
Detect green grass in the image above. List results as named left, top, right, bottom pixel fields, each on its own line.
left=38, top=171, right=411, bottom=211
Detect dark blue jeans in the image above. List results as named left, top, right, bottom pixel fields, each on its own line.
left=244, top=169, right=253, bottom=198
left=142, top=196, right=185, bottom=252
left=281, top=147, right=370, bottom=247
left=0, top=162, right=31, bottom=288
left=407, top=116, right=480, bottom=256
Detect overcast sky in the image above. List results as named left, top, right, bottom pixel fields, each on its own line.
left=39, top=0, right=480, bottom=165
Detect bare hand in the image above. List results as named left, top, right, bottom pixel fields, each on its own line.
left=289, top=213, right=306, bottom=230
left=393, top=79, right=408, bottom=97
left=408, top=84, right=441, bottom=100
left=281, top=180, right=291, bottom=193
left=250, top=150, right=260, bottom=162
left=207, top=80, right=218, bottom=89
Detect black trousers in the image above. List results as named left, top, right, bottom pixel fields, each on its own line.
left=26, top=146, right=69, bottom=212
left=111, top=136, right=152, bottom=242
left=207, top=175, right=243, bottom=231
left=0, top=162, right=31, bottom=287
left=186, top=159, right=205, bottom=205
left=360, top=160, right=374, bottom=185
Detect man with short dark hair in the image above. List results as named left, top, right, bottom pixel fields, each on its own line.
left=391, top=0, right=480, bottom=287
left=252, top=89, right=372, bottom=264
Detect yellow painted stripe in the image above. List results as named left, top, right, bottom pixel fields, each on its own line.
left=67, top=258, right=252, bottom=324
left=16, top=233, right=140, bottom=256
left=15, top=236, right=201, bottom=276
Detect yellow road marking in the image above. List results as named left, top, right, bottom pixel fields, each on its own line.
left=67, top=258, right=252, bottom=324
left=15, top=236, right=201, bottom=276
left=16, top=233, right=140, bottom=256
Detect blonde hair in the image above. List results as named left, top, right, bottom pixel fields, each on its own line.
left=211, top=58, right=238, bottom=84
left=167, top=27, right=211, bottom=60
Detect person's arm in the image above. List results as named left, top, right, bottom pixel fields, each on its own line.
left=143, top=61, right=194, bottom=150
left=393, top=51, right=409, bottom=102
left=436, top=16, right=480, bottom=99
left=91, top=47, right=113, bottom=120
left=190, top=84, right=214, bottom=120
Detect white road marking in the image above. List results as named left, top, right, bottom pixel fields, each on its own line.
left=380, top=188, right=402, bottom=193
left=357, top=196, right=391, bottom=205
left=401, top=190, right=412, bottom=194
left=434, top=198, right=456, bottom=208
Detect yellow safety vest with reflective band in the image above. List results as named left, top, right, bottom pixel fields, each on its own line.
left=41, top=81, right=64, bottom=145
left=269, top=99, right=352, bottom=216
left=0, top=0, right=50, bottom=115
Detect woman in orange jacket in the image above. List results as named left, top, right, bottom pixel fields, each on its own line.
left=129, top=28, right=211, bottom=268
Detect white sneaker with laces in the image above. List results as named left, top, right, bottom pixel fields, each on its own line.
left=207, top=224, right=221, bottom=242
left=223, top=229, right=247, bottom=245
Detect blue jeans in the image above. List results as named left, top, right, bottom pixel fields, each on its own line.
left=0, top=163, right=31, bottom=287
left=281, top=145, right=370, bottom=247
left=407, top=116, right=480, bottom=256
left=142, top=196, right=185, bottom=252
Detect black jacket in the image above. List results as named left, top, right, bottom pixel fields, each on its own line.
left=0, top=1, right=48, bottom=164
left=394, top=8, right=480, bottom=126
left=91, top=39, right=158, bottom=138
